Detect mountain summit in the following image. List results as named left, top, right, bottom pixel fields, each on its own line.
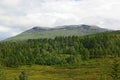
left=5, top=24, right=109, bottom=41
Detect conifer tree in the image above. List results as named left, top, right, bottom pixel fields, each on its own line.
left=110, top=58, right=120, bottom=80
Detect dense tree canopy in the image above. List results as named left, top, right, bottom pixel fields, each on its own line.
left=0, top=31, right=120, bottom=67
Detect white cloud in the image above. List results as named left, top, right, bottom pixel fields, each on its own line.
left=0, top=0, right=120, bottom=40
left=0, top=0, right=20, bottom=8
left=0, top=25, right=21, bottom=40
left=0, top=25, right=10, bottom=32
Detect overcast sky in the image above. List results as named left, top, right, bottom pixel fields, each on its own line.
left=0, top=0, right=120, bottom=40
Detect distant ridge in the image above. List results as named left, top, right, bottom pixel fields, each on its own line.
left=5, top=24, right=110, bottom=41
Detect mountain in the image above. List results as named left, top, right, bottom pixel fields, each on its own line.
left=5, top=24, right=110, bottom=41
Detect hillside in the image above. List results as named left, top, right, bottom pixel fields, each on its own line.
left=5, top=24, right=109, bottom=41
left=0, top=30, right=120, bottom=80
left=0, top=30, right=120, bottom=67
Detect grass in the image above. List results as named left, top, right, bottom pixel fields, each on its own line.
left=1, top=58, right=119, bottom=80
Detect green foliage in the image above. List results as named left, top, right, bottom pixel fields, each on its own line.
left=0, top=58, right=118, bottom=80
left=81, top=48, right=90, bottom=60
left=14, top=77, right=19, bottom=80
left=110, top=58, right=120, bottom=80
left=0, top=58, right=117, bottom=80
left=0, top=70, right=6, bottom=80
left=98, top=74, right=107, bottom=80
left=19, top=71, right=28, bottom=80
left=0, top=30, right=120, bottom=67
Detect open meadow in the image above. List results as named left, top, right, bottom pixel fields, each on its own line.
left=1, top=58, right=119, bottom=80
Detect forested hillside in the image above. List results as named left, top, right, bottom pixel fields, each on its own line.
left=0, top=30, right=120, bottom=67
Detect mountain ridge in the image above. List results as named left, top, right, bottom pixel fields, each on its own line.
left=4, top=24, right=110, bottom=41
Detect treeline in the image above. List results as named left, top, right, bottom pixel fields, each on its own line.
left=0, top=31, right=120, bottom=67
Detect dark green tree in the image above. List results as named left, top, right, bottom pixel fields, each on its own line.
left=81, top=48, right=90, bottom=60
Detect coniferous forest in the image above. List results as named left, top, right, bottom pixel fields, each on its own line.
left=0, top=31, right=120, bottom=67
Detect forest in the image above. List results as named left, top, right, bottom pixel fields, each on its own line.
left=0, top=31, right=120, bottom=67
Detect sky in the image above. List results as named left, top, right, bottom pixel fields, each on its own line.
left=0, top=0, right=120, bottom=40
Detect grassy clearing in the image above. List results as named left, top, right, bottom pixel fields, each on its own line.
left=1, top=58, right=119, bottom=80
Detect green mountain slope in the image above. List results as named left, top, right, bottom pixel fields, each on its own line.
left=5, top=24, right=109, bottom=41
left=0, top=30, right=120, bottom=67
